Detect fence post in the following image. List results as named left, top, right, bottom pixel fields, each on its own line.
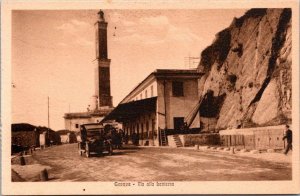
left=283, top=130, right=285, bottom=149
left=253, top=131, right=256, bottom=150
left=40, top=169, right=49, bottom=181
left=20, top=156, right=26, bottom=166
left=268, top=129, right=270, bottom=149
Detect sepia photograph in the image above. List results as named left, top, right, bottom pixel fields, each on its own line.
left=1, top=0, right=299, bottom=195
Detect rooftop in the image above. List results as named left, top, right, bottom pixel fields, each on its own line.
left=120, top=68, right=203, bottom=104
left=64, top=108, right=114, bottom=119
left=154, top=68, right=200, bottom=74
left=102, top=97, right=157, bottom=123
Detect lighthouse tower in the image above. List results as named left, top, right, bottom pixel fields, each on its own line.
left=64, top=10, right=114, bottom=132
left=93, top=10, right=113, bottom=109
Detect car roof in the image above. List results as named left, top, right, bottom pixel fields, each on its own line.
left=82, top=124, right=104, bottom=130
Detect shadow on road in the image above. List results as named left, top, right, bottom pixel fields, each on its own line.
left=48, top=177, right=59, bottom=181
left=112, top=149, right=139, bottom=156
left=119, top=145, right=141, bottom=150
left=83, top=145, right=141, bottom=158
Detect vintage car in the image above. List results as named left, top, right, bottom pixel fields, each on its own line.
left=78, top=123, right=113, bottom=157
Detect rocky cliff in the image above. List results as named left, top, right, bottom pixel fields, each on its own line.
left=197, top=8, right=292, bottom=131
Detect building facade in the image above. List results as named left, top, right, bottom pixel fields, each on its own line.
left=102, top=69, right=203, bottom=146
left=64, top=109, right=113, bottom=132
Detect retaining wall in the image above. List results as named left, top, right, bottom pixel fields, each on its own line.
left=171, top=133, right=220, bottom=147
left=219, top=125, right=287, bottom=150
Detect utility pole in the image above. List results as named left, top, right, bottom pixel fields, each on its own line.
left=184, top=56, right=200, bottom=69
left=69, top=103, right=71, bottom=131
left=48, top=96, right=50, bottom=143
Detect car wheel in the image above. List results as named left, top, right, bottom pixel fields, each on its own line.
left=97, top=147, right=103, bottom=156
left=108, top=145, right=113, bottom=156
left=78, top=143, right=82, bottom=156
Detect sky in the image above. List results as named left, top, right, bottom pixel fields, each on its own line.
left=12, top=9, right=246, bottom=130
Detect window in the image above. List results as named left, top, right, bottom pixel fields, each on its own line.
left=145, top=90, right=148, bottom=98
left=172, top=81, right=184, bottom=96
left=140, top=93, right=143, bottom=99
left=151, top=85, right=153, bottom=97
left=173, top=117, right=185, bottom=131
left=75, top=124, right=79, bottom=128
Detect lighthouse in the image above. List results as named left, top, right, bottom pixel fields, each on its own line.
left=93, top=10, right=113, bottom=109
left=64, top=10, right=114, bottom=132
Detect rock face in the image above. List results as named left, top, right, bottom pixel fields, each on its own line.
left=197, top=8, right=292, bottom=131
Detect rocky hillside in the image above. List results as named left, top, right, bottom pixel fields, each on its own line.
left=198, top=8, right=292, bottom=130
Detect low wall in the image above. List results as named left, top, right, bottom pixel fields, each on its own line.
left=219, top=125, right=287, bottom=150
left=11, top=155, right=36, bottom=165
left=179, top=133, right=220, bottom=147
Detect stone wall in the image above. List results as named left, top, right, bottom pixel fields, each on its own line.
left=219, top=125, right=286, bottom=150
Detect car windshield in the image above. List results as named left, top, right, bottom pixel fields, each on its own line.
left=86, top=129, right=101, bottom=137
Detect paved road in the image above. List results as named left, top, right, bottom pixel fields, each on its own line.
left=17, top=143, right=292, bottom=181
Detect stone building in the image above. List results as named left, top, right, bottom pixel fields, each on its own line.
left=102, top=69, right=203, bottom=146
left=64, top=109, right=112, bottom=132
left=11, top=123, right=61, bottom=153
left=64, top=10, right=114, bottom=132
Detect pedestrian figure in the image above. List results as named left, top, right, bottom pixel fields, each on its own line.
left=131, top=132, right=138, bottom=146
left=115, top=129, right=122, bottom=149
left=282, top=124, right=292, bottom=155
left=125, top=133, right=129, bottom=144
